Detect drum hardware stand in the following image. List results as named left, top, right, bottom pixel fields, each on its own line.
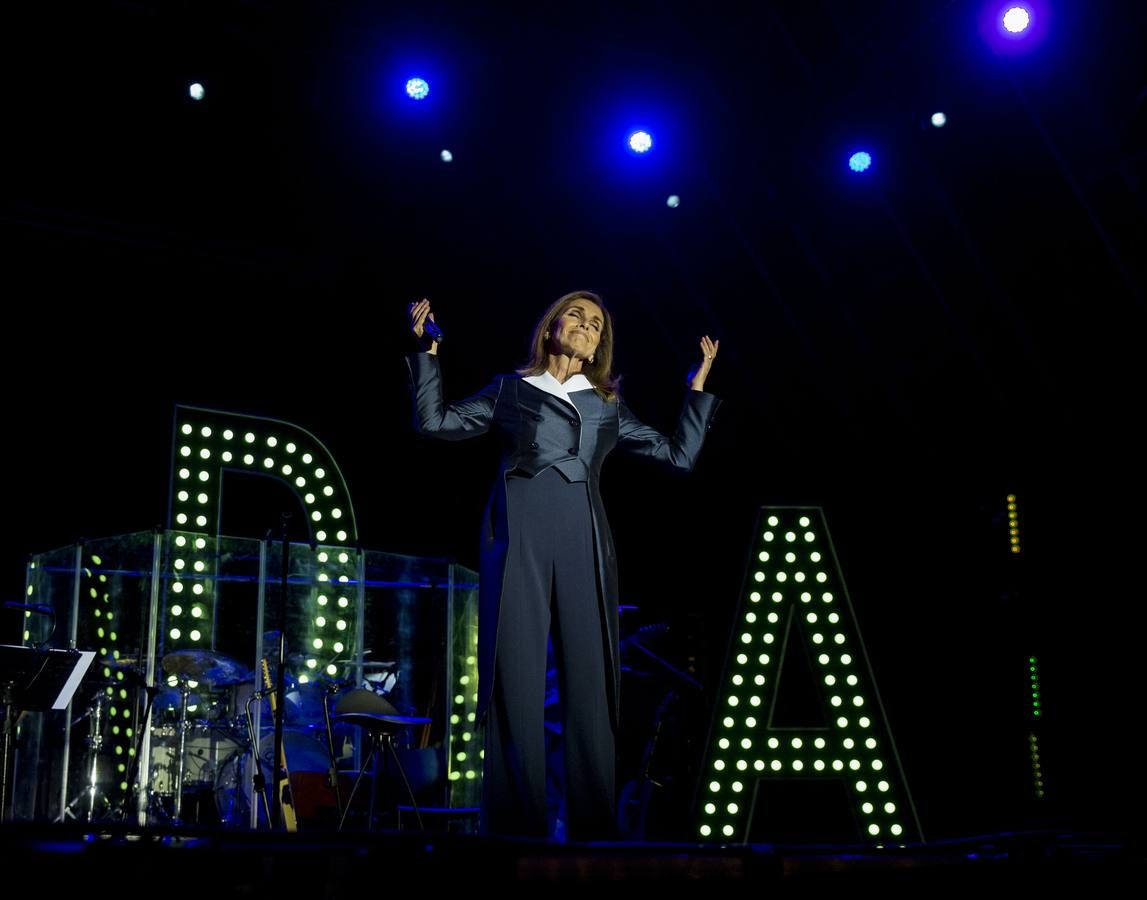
left=243, top=689, right=273, bottom=827
left=62, top=692, right=112, bottom=822
left=168, top=677, right=194, bottom=825
left=121, top=667, right=159, bottom=822
left=81, top=692, right=105, bottom=821
left=321, top=681, right=345, bottom=820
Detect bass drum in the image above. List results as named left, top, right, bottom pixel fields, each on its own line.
left=150, top=723, right=244, bottom=797
left=215, top=727, right=338, bottom=828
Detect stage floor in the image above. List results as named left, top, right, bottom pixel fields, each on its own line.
left=0, top=822, right=1138, bottom=887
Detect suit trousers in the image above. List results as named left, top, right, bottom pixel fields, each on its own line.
left=481, top=466, right=617, bottom=840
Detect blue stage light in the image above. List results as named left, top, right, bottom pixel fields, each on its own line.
left=979, top=2, right=1048, bottom=54
left=406, top=77, right=430, bottom=100
left=848, top=151, right=872, bottom=173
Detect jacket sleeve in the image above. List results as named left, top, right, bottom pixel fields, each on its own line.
left=617, top=390, right=721, bottom=472
left=405, top=352, right=501, bottom=440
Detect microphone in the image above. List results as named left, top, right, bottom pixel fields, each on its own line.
left=4, top=601, right=55, bottom=616
left=423, top=317, right=444, bottom=344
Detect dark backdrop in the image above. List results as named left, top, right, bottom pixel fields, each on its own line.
left=3, top=1, right=1142, bottom=840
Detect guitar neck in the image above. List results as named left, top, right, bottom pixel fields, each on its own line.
left=261, top=658, right=299, bottom=832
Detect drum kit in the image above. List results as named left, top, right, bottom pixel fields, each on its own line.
left=60, top=646, right=407, bottom=828
left=132, top=649, right=401, bottom=828
left=142, top=649, right=254, bottom=825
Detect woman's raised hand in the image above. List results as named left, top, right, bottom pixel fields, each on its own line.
left=687, top=335, right=719, bottom=391
left=408, top=298, right=440, bottom=354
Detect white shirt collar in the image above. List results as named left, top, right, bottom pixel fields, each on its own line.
left=523, top=370, right=593, bottom=409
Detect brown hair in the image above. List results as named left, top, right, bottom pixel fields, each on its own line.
left=517, top=290, right=620, bottom=401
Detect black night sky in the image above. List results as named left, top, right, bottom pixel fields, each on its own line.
left=3, top=2, right=1143, bottom=840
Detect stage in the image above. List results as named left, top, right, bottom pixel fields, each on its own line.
left=0, top=822, right=1137, bottom=887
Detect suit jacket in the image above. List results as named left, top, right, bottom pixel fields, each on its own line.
left=406, top=352, right=721, bottom=729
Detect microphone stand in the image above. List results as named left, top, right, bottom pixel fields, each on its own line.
left=270, top=513, right=291, bottom=831
left=245, top=692, right=271, bottom=826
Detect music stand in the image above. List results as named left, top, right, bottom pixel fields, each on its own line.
left=1, top=645, right=96, bottom=822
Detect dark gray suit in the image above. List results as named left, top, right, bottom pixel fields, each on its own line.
left=406, top=352, right=719, bottom=838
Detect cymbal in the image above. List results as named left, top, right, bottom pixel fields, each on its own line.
left=162, top=649, right=252, bottom=686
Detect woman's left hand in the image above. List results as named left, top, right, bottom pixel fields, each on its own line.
left=687, top=335, right=719, bottom=391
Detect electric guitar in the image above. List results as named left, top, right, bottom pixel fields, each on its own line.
left=261, top=657, right=299, bottom=832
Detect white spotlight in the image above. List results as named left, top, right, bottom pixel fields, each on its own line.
left=628, top=131, right=653, bottom=154
left=189, top=83, right=205, bottom=101
left=1002, top=7, right=1031, bottom=33
left=440, top=150, right=453, bottom=163
left=666, top=195, right=680, bottom=208
left=930, top=112, right=947, bottom=128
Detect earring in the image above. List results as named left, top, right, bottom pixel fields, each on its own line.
left=589, top=355, right=595, bottom=364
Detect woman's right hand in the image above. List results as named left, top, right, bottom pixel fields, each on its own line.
left=409, top=298, right=439, bottom=354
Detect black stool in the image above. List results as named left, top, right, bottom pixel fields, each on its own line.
left=331, top=689, right=431, bottom=832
